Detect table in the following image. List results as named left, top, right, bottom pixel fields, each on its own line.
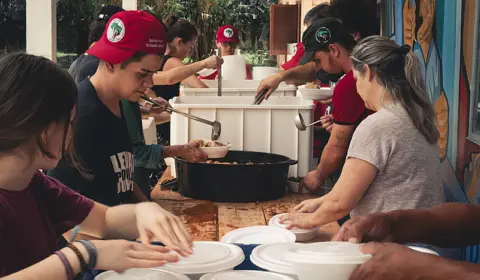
left=151, top=167, right=339, bottom=242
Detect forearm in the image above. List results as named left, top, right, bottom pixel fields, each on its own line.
left=390, top=203, right=480, bottom=247
left=312, top=196, right=351, bottom=226
left=279, top=63, right=316, bottom=83
left=162, top=145, right=190, bottom=158
left=104, top=204, right=140, bottom=239
left=2, top=244, right=86, bottom=280
left=427, top=257, right=480, bottom=279
left=314, top=144, right=347, bottom=183
left=154, top=61, right=207, bottom=85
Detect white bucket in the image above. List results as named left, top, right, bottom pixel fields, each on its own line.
left=252, top=67, right=280, bottom=80
left=221, top=55, right=247, bottom=80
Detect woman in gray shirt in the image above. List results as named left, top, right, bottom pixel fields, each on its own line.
left=282, top=36, right=444, bottom=233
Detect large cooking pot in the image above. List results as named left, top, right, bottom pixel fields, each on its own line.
left=174, top=151, right=297, bottom=202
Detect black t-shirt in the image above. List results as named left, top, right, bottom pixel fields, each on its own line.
left=69, top=54, right=100, bottom=84
left=48, top=79, right=135, bottom=206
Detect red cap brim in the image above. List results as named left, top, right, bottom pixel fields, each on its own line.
left=86, top=39, right=136, bottom=64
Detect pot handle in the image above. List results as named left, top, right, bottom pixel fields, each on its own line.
left=286, top=159, right=298, bottom=165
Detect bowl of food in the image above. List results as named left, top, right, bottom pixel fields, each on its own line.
left=298, top=87, right=333, bottom=101
left=193, top=139, right=231, bottom=159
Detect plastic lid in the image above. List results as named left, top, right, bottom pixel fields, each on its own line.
left=284, top=242, right=372, bottom=264
left=221, top=226, right=296, bottom=245
left=95, top=268, right=189, bottom=280
left=250, top=243, right=305, bottom=274
left=200, top=270, right=295, bottom=280
left=162, top=241, right=245, bottom=274
left=269, top=214, right=319, bottom=234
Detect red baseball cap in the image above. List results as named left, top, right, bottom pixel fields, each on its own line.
left=216, top=25, right=239, bottom=43
left=87, top=10, right=167, bottom=64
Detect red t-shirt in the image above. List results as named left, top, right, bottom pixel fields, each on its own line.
left=282, top=42, right=305, bottom=70
left=332, top=71, right=373, bottom=125
left=0, top=171, right=94, bottom=276
left=199, top=64, right=253, bottom=80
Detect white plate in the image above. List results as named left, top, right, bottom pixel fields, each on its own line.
left=200, top=270, right=295, bottom=280
left=162, top=241, right=244, bottom=275
left=221, top=226, right=296, bottom=245
left=96, top=269, right=189, bottom=280
left=250, top=243, right=304, bottom=277
left=269, top=214, right=319, bottom=242
left=298, top=87, right=333, bottom=101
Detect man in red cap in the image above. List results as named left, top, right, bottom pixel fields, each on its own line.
left=199, top=25, right=253, bottom=80
left=49, top=11, right=207, bottom=206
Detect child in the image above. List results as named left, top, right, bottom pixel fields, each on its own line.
left=0, top=52, right=192, bottom=278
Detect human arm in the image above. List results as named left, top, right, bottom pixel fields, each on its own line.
left=256, top=62, right=317, bottom=99
left=282, top=157, right=376, bottom=228
left=300, top=123, right=355, bottom=192
left=153, top=55, right=222, bottom=86
left=163, top=57, right=208, bottom=88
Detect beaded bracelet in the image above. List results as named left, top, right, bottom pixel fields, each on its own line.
left=77, top=240, right=98, bottom=269
left=55, top=250, right=74, bottom=280
left=67, top=243, right=88, bottom=272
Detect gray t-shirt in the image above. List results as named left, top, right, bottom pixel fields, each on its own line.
left=347, top=103, right=444, bottom=217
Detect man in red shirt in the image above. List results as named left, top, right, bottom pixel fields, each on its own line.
left=258, top=18, right=373, bottom=194
left=199, top=25, right=253, bottom=80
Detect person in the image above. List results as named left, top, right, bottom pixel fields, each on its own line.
left=199, top=25, right=253, bottom=80
left=69, top=5, right=125, bottom=85
left=331, top=203, right=479, bottom=279
left=0, top=52, right=192, bottom=279
left=152, top=16, right=208, bottom=146
left=48, top=11, right=206, bottom=206
left=258, top=18, right=373, bottom=197
left=281, top=36, right=444, bottom=247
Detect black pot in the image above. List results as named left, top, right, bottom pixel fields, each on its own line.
left=174, top=151, right=298, bottom=202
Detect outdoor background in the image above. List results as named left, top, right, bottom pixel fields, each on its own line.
left=0, top=0, right=278, bottom=69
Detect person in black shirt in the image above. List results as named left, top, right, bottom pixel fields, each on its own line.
left=49, top=11, right=173, bottom=206
left=69, top=5, right=124, bottom=84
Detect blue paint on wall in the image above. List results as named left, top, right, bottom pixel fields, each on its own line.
left=394, top=0, right=404, bottom=44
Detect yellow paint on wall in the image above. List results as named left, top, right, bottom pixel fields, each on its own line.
left=463, top=0, right=476, bottom=82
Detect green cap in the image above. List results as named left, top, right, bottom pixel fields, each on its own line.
left=299, top=17, right=355, bottom=65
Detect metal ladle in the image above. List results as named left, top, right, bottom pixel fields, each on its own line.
left=294, top=113, right=323, bottom=131
left=141, top=96, right=222, bottom=141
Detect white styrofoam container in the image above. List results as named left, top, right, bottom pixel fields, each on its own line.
left=141, top=117, right=157, bottom=145
left=182, top=80, right=297, bottom=97
left=169, top=96, right=314, bottom=178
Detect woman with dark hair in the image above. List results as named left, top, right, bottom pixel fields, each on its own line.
left=0, top=52, right=194, bottom=279
left=282, top=35, right=445, bottom=254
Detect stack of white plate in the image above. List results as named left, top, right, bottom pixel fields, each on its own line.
left=221, top=226, right=296, bottom=245
left=200, top=270, right=294, bottom=280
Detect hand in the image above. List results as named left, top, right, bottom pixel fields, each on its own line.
left=135, top=202, right=193, bottom=256
left=202, top=55, right=224, bottom=69
left=279, top=212, right=319, bottom=229
left=92, top=239, right=179, bottom=271
left=320, top=114, right=333, bottom=132
left=150, top=97, right=169, bottom=113
left=293, top=197, right=324, bottom=213
left=299, top=170, right=323, bottom=193
left=350, top=242, right=442, bottom=280
left=256, top=73, right=283, bottom=100
left=331, top=214, right=395, bottom=243
left=319, top=98, right=332, bottom=105
left=182, top=141, right=208, bottom=162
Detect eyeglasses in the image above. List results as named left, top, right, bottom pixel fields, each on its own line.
left=221, top=42, right=238, bottom=48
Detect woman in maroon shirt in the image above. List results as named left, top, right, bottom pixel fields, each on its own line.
left=0, top=53, right=191, bottom=278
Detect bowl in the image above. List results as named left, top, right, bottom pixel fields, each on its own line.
left=298, top=87, right=333, bottom=101
left=196, top=139, right=231, bottom=159
left=269, top=214, right=319, bottom=242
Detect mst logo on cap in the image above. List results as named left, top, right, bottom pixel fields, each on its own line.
left=224, top=28, right=234, bottom=38
left=107, top=18, right=125, bottom=43
left=315, top=27, right=331, bottom=43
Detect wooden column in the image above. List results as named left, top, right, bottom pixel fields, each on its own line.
left=26, top=0, right=56, bottom=61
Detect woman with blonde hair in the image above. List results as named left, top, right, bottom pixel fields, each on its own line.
left=282, top=35, right=445, bottom=252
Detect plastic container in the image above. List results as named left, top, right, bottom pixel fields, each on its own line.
left=284, top=242, right=372, bottom=280
left=141, top=117, right=157, bottom=145
left=221, top=55, right=247, bottom=80
left=162, top=241, right=245, bottom=280
left=298, top=87, right=333, bottom=101
left=195, top=140, right=231, bottom=159
left=95, top=268, right=188, bottom=280
left=222, top=226, right=296, bottom=245
left=269, top=214, right=319, bottom=242
left=182, top=80, right=297, bottom=97
left=170, top=96, right=314, bottom=178
left=250, top=243, right=305, bottom=280
left=200, top=270, right=295, bottom=280
left=175, top=151, right=297, bottom=202
left=252, top=67, right=280, bottom=80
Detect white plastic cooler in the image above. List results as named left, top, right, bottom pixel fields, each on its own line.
left=181, top=80, right=297, bottom=97
left=169, top=96, right=314, bottom=178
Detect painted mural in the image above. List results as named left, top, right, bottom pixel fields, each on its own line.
left=391, top=0, right=480, bottom=262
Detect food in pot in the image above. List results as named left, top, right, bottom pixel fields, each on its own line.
left=193, top=139, right=227, bottom=147
left=205, top=160, right=264, bottom=165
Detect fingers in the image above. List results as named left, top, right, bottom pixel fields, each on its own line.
left=128, top=247, right=179, bottom=263
left=157, top=217, right=187, bottom=255
left=148, top=221, right=183, bottom=255
left=293, top=202, right=304, bottom=212
left=138, top=227, right=152, bottom=245
left=360, top=242, right=384, bottom=255
left=170, top=218, right=193, bottom=254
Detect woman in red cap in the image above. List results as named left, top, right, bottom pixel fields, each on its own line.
left=199, top=25, right=253, bottom=80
